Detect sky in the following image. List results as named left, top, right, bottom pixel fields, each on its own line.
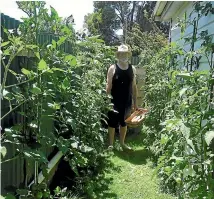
left=0, top=0, right=94, bottom=31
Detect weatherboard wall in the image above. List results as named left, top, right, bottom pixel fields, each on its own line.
left=170, top=1, right=214, bottom=71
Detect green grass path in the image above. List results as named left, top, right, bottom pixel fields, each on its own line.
left=103, top=132, right=176, bottom=199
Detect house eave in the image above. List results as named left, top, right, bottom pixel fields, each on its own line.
left=153, top=1, right=190, bottom=21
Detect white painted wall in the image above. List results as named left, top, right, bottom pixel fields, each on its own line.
left=170, top=1, right=214, bottom=70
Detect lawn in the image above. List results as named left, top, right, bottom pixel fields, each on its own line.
left=101, top=131, right=176, bottom=199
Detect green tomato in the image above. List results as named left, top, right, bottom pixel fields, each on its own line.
left=35, top=192, right=43, bottom=199
left=43, top=192, right=50, bottom=198
left=175, top=177, right=182, bottom=184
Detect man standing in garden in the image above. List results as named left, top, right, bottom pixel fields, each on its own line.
left=106, top=44, right=138, bottom=151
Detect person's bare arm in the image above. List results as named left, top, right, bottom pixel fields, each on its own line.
left=132, top=66, right=138, bottom=109
left=106, top=65, right=115, bottom=95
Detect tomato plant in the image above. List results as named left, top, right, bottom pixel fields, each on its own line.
left=143, top=2, right=214, bottom=198
left=1, top=2, right=114, bottom=198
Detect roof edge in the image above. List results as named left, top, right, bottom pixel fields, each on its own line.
left=153, top=1, right=189, bottom=21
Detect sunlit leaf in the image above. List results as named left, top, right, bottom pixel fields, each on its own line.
left=177, top=73, right=192, bottom=79
left=50, top=6, right=59, bottom=19
left=8, top=69, right=17, bottom=76
left=0, top=146, right=7, bottom=158
left=80, top=145, right=94, bottom=152
left=61, top=26, right=71, bottom=35
left=38, top=59, right=48, bottom=71
left=183, top=166, right=195, bottom=178
left=21, top=68, right=31, bottom=75
left=70, top=57, right=77, bottom=67
left=29, top=122, right=38, bottom=128
left=170, top=42, right=176, bottom=48
left=71, top=142, right=78, bottom=149
left=205, top=131, right=214, bottom=146
left=3, top=48, right=10, bottom=55
left=1, top=41, right=10, bottom=47
left=64, top=55, right=74, bottom=62
left=35, top=51, right=40, bottom=59
left=160, top=135, right=169, bottom=145
left=187, top=139, right=195, bottom=151
left=27, top=44, right=38, bottom=49
left=17, top=46, right=24, bottom=54
left=52, top=40, right=57, bottom=49
left=54, top=186, right=61, bottom=195
left=51, top=68, right=65, bottom=72
left=179, top=87, right=188, bottom=97
left=3, top=89, right=9, bottom=97
left=48, top=102, right=60, bottom=110
left=180, top=123, right=190, bottom=139
left=30, top=85, right=41, bottom=94
left=5, top=128, right=12, bottom=133
left=62, top=77, right=70, bottom=90
left=23, top=150, right=48, bottom=163
left=57, top=37, right=66, bottom=46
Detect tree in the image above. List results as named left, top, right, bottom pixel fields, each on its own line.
left=84, top=2, right=120, bottom=45
left=84, top=11, right=102, bottom=36
left=84, top=1, right=169, bottom=45
left=126, top=24, right=167, bottom=57
left=135, top=1, right=169, bottom=35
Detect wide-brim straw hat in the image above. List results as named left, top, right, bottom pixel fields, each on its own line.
left=115, top=44, right=132, bottom=57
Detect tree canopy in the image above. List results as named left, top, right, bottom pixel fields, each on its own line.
left=84, top=1, right=169, bottom=48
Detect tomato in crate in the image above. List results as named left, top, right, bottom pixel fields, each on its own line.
left=125, top=108, right=148, bottom=128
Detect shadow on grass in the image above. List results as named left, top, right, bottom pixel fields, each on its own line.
left=115, top=129, right=148, bottom=147
left=113, top=148, right=152, bottom=165
left=126, top=131, right=148, bottom=146
left=113, top=130, right=153, bottom=165
left=92, top=176, right=119, bottom=199
left=98, top=192, right=118, bottom=199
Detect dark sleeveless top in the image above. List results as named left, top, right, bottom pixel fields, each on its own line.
left=111, top=64, right=134, bottom=109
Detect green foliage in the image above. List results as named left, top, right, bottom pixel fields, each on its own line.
left=16, top=1, right=77, bottom=54
left=84, top=1, right=169, bottom=45
left=1, top=1, right=114, bottom=198
left=84, top=2, right=120, bottom=45
left=84, top=11, right=103, bottom=36
left=127, top=24, right=167, bottom=56
left=143, top=2, right=214, bottom=198
left=0, top=146, right=7, bottom=158
left=105, top=134, right=175, bottom=199
left=0, top=185, right=82, bottom=199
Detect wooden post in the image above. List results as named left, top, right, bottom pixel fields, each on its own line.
left=136, top=66, right=146, bottom=107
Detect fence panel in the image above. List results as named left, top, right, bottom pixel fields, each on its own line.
left=1, top=14, right=55, bottom=194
